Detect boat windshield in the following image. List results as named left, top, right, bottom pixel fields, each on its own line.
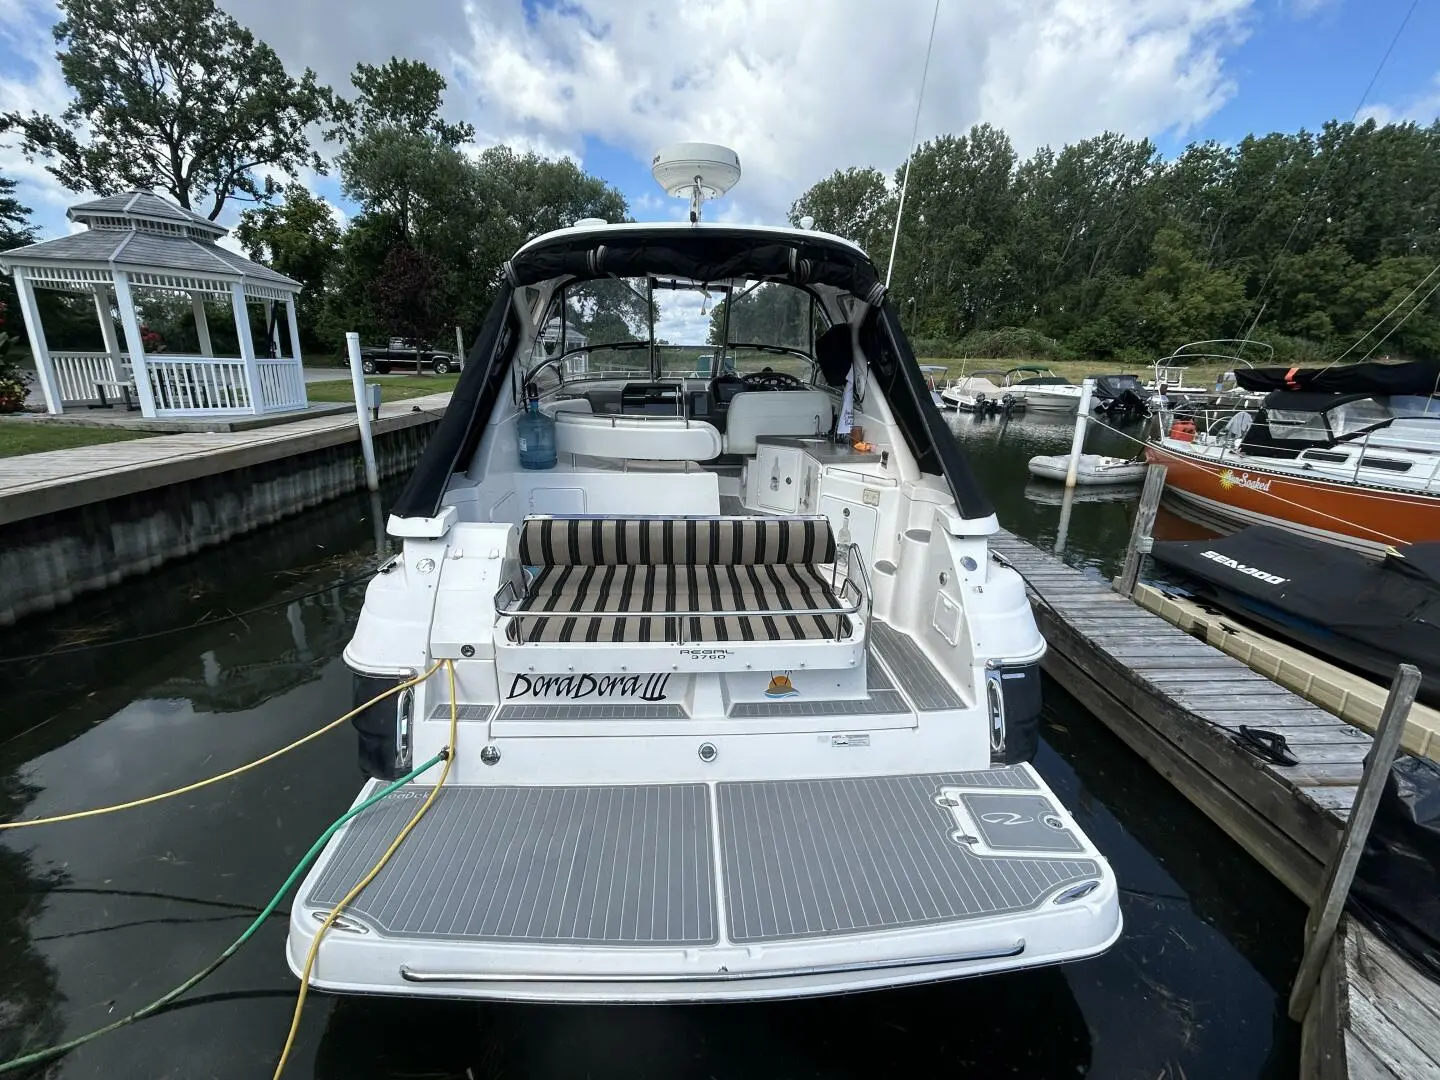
left=527, top=276, right=823, bottom=389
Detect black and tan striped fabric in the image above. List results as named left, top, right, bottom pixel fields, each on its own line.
left=510, top=562, right=851, bottom=643
left=508, top=514, right=848, bottom=644
left=517, top=516, right=835, bottom=568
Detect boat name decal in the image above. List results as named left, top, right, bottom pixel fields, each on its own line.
left=1199, top=550, right=1289, bottom=585
left=1218, top=468, right=1272, bottom=493
left=506, top=672, right=671, bottom=701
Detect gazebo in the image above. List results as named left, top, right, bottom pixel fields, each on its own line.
left=0, top=190, right=309, bottom=419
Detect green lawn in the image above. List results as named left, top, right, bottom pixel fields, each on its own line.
left=306, top=374, right=460, bottom=403
left=0, top=420, right=156, bottom=459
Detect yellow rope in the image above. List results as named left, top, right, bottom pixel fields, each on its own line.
left=0, top=662, right=443, bottom=831
left=271, top=659, right=460, bottom=1079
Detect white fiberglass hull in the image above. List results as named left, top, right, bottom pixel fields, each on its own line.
left=1017, top=388, right=1081, bottom=413
left=287, top=765, right=1120, bottom=1003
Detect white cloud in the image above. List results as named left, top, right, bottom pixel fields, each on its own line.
left=1362, top=73, right=1440, bottom=126
left=3, top=0, right=1264, bottom=234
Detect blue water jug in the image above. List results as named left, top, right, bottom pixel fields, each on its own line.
left=517, top=394, right=557, bottom=470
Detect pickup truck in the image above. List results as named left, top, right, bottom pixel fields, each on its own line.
left=358, top=337, right=457, bottom=375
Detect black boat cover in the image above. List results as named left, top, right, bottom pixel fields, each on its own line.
left=1150, top=526, right=1440, bottom=702
left=1352, top=752, right=1440, bottom=982
left=1234, top=358, right=1440, bottom=396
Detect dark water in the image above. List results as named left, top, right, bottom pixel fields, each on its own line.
left=0, top=416, right=1303, bottom=1079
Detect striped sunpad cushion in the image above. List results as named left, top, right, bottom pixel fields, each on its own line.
left=517, top=516, right=836, bottom=567
left=509, top=563, right=852, bottom=643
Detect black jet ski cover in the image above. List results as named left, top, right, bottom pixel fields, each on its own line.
left=1352, top=752, right=1440, bottom=981
left=1150, top=526, right=1440, bottom=704
left=1234, top=358, right=1440, bottom=396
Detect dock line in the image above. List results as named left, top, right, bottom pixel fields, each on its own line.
left=0, top=744, right=450, bottom=1074
left=272, top=659, right=461, bottom=1079
left=0, top=662, right=442, bottom=830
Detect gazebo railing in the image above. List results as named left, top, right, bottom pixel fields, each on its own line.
left=257, top=359, right=307, bottom=412
left=52, top=351, right=120, bottom=403
left=148, top=355, right=253, bottom=413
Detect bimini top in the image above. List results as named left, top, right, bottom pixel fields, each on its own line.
left=1237, top=358, right=1440, bottom=397
left=505, top=223, right=884, bottom=301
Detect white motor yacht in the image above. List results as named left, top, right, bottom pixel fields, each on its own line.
left=940, top=370, right=1022, bottom=414
left=1003, top=367, right=1084, bottom=413
left=286, top=145, right=1120, bottom=1003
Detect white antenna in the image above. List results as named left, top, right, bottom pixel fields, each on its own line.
left=652, top=143, right=742, bottom=223
left=885, top=0, right=942, bottom=289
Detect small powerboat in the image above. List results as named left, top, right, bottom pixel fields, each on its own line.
left=941, top=370, right=1022, bottom=414
left=1028, top=454, right=1148, bottom=485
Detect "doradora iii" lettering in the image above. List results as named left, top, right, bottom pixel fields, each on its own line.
left=506, top=672, right=672, bottom=701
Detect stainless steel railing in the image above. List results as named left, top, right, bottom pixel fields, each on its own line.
left=493, top=544, right=871, bottom=645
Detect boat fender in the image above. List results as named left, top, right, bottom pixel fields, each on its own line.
left=1169, top=419, right=1197, bottom=442
left=351, top=672, right=408, bottom=779
left=1233, top=725, right=1298, bottom=767
left=993, top=660, right=1043, bottom=765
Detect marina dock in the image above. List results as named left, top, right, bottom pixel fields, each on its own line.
left=0, top=392, right=450, bottom=623
left=990, top=528, right=1440, bottom=1080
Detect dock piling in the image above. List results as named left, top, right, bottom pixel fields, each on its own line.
left=345, top=332, right=381, bottom=493
left=1063, top=379, right=1096, bottom=488
left=1114, top=463, right=1167, bottom=597
left=1288, top=662, right=1420, bottom=1023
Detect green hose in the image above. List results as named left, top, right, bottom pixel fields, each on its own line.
left=0, top=753, right=446, bottom=1074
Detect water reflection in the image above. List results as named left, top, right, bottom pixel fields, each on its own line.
left=0, top=436, right=1304, bottom=1078
left=313, top=967, right=1091, bottom=1079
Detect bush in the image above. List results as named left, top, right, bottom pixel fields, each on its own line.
left=954, top=326, right=1069, bottom=361
left=909, top=336, right=966, bottom=358
left=1243, top=333, right=1330, bottom=366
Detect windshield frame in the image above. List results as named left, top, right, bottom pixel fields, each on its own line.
left=522, top=274, right=827, bottom=394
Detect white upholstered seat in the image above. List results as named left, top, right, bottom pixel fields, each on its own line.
left=722, top=391, right=834, bottom=454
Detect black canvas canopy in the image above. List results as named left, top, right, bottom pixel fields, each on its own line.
left=1235, top=359, right=1440, bottom=396
left=503, top=226, right=884, bottom=300
left=392, top=226, right=994, bottom=523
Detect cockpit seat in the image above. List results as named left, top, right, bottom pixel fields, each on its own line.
left=505, top=515, right=850, bottom=643
left=722, top=390, right=835, bottom=455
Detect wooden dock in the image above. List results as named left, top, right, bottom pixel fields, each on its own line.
left=989, top=528, right=1440, bottom=1080
left=0, top=391, right=450, bottom=526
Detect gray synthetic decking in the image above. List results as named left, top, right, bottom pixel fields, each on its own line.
left=494, top=702, right=686, bottom=721
left=306, top=784, right=717, bottom=945
left=715, top=774, right=1098, bottom=944
left=305, top=769, right=1053, bottom=949
left=869, top=620, right=964, bottom=711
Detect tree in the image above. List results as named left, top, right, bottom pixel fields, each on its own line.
left=788, top=166, right=894, bottom=257
left=235, top=183, right=342, bottom=351
left=0, top=173, right=38, bottom=410
left=370, top=243, right=444, bottom=367
left=328, top=59, right=474, bottom=147
left=4, top=0, right=330, bottom=219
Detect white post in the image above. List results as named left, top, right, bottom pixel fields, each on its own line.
left=191, top=292, right=213, bottom=356
left=1064, top=378, right=1096, bottom=489
left=230, top=283, right=263, bottom=413
left=112, top=272, right=159, bottom=417
left=14, top=267, right=61, bottom=414
left=285, top=297, right=309, bottom=409
left=454, top=324, right=465, bottom=363
left=92, top=283, right=123, bottom=380
left=346, top=331, right=380, bottom=492
left=1055, top=485, right=1076, bottom=555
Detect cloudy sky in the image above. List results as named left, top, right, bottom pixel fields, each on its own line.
left=2, top=0, right=1438, bottom=245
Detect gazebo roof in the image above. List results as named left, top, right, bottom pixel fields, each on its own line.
left=0, top=188, right=301, bottom=297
